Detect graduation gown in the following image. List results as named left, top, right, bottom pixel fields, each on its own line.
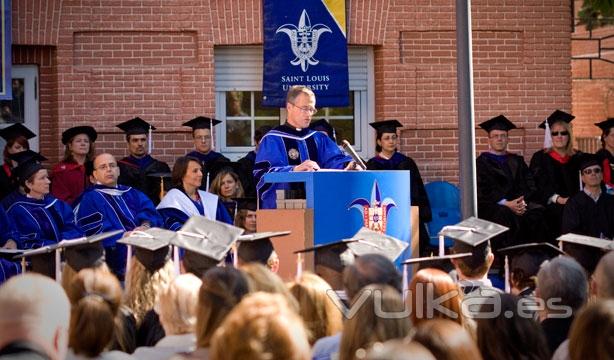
left=74, top=184, right=163, bottom=279
left=118, top=155, right=171, bottom=205
left=0, top=163, right=17, bottom=202
left=237, top=150, right=257, bottom=197
left=156, top=188, right=232, bottom=230
left=185, top=150, right=230, bottom=191
left=366, top=152, right=432, bottom=254
left=476, top=152, right=547, bottom=248
left=529, top=149, right=583, bottom=240
left=561, top=191, right=614, bottom=273
left=5, top=192, right=83, bottom=249
left=596, top=148, right=614, bottom=191
left=50, top=160, right=90, bottom=205
left=254, top=124, right=352, bottom=208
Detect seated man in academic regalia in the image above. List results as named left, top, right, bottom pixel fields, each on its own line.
left=116, top=117, right=171, bottom=205
left=74, top=153, right=162, bottom=281
left=254, top=85, right=356, bottom=208
left=476, top=115, right=548, bottom=249
left=183, top=116, right=230, bottom=190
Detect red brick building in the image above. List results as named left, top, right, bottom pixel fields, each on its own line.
left=10, top=0, right=573, bottom=184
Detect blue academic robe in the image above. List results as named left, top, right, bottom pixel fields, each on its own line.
left=5, top=192, right=83, bottom=249
left=254, top=124, right=352, bottom=208
left=74, top=184, right=163, bottom=279
left=157, top=188, right=232, bottom=231
left=0, top=207, right=21, bottom=283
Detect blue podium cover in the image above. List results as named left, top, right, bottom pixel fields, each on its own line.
left=263, top=170, right=412, bottom=264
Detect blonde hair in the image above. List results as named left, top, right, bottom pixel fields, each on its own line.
left=546, top=120, right=575, bottom=155
left=339, top=284, right=411, bottom=360
left=157, top=273, right=202, bottom=335
left=124, top=257, right=175, bottom=325
left=288, top=272, right=343, bottom=345
left=241, top=263, right=299, bottom=311
left=209, top=168, right=244, bottom=201
left=209, top=292, right=311, bottom=360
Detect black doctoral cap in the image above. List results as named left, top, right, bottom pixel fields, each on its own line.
left=369, top=120, right=403, bottom=134
left=539, top=109, right=575, bottom=129
left=118, top=228, right=174, bottom=273
left=116, top=117, right=156, bottom=135
left=9, top=150, right=47, bottom=182
left=595, top=118, right=614, bottom=133
left=236, top=231, right=290, bottom=265
left=182, top=116, right=222, bottom=131
left=498, top=242, right=566, bottom=282
left=478, top=115, right=517, bottom=133
left=61, top=126, right=98, bottom=145
left=558, top=233, right=614, bottom=274
left=0, top=123, right=36, bottom=141
left=309, top=119, right=336, bottom=141
left=171, top=215, right=244, bottom=278
left=233, top=197, right=257, bottom=212
left=579, top=153, right=601, bottom=172
left=402, top=253, right=473, bottom=272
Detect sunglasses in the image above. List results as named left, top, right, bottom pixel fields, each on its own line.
left=582, top=167, right=602, bottom=175
left=551, top=131, right=569, bottom=137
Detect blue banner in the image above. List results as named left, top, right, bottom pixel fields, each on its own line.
left=0, top=0, right=10, bottom=101
left=262, top=0, right=349, bottom=107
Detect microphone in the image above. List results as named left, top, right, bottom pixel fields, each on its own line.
left=342, top=140, right=367, bottom=170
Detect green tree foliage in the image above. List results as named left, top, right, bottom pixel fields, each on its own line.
left=578, top=0, right=614, bottom=30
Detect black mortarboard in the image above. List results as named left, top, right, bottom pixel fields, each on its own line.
left=444, top=217, right=508, bottom=269
left=58, top=230, right=122, bottom=272
left=369, top=120, right=403, bottom=134
left=498, top=242, right=566, bottom=286
left=595, top=118, right=614, bottom=132
left=171, top=216, right=244, bottom=277
left=478, top=115, right=517, bottom=133
left=15, top=246, right=57, bottom=278
left=9, top=150, right=47, bottom=182
left=233, top=197, right=257, bottom=212
left=182, top=116, right=222, bottom=130
left=402, top=253, right=472, bottom=271
left=0, top=123, right=36, bottom=141
left=558, top=233, right=614, bottom=274
left=309, top=119, right=336, bottom=141
left=579, top=153, right=600, bottom=172
left=118, top=228, right=173, bottom=272
left=61, top=126, right=98, bottom=145
left=116, top=117, right=156, bottom=135
left=539, top=110, right=575, bottom=129
left=236, top=231, right=290, bottom=265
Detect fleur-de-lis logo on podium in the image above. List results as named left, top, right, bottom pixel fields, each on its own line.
left=348, top=181, right=396, bottom=233
left=276, top=9, right=332, bottom=72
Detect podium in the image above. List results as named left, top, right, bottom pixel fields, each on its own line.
left=257, top=170, right=414, bottom=281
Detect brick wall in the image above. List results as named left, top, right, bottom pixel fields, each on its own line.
left=12, top=0, right=573, bottom=183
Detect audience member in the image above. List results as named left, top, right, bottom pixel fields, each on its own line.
left=592, top=251, right=614, bottom=299
left=412, top=319, right=482, bottom=360
left=0, top=123, right=33, bottom=201
left=567, top=299, right=614, bottom=360
left=0, top=274, right=70, bottom=360
left=240, top=263, right=298, bottom=311
left=365, top=340, right=435, bottom=360
left=209, top=292, right=311, bottom=360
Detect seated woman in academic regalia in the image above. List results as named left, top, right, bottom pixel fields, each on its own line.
left=5, top=150, right=83, bottom=250
left=157, top=156, right=232, bottom=230
left=0, top=123, right=35, bottom=203
left=366, top=120, right=432, bottom=256
left=208, top=163, right=246, bottom=221
left=529, top=110, right=583, bottom=241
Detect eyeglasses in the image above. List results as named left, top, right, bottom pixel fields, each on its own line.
left=289, top=102, right=318, bottom=115
left=195, top=135, right=211, bottom=141
left=551, top=131, right=569, bottom=137
left=582, top=167, right=602, bottom=175
left=95, top=163, right=118, bottom=171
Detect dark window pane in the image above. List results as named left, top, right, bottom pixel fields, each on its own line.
left=330, top=119, right=355, bottom=145
left=226, top=91, right=250, bottom=117
left=0, top=79, right=25, bottom=124
left=255, top=119, right=280, bottom=133
left=324, top=92, right=354, bottom=116
left=226, top=120, right=251, bottom=146
left=255, top=91, right=280, bottom=116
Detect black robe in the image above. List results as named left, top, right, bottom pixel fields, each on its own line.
left=366, top=152, right=432, bottom=256
left=118, top=155, right=171, bottom=205
left=541, top=316, right=573, bottom=356
left=136, top=309, right=165, bottom=347
left=237, top=151, right=257, bottom=197
left=0, top=163, right=17, bottom=202
left=476, top=152, right=547, bottom=249
left=561, top=191, right=614, bottom=273
left=529, top=150, right=583, bottom=241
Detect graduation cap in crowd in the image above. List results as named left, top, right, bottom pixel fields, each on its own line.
left=118, top=228, right=173, bottom=273
left=236, top=231, right=290, bottom=266
left=309, top=119, right=337, bottom=142
left=478, top=115, right=517, bottom=133
left=183, top=116, right=222, bottom=150
left=498, top=242, right=566, bottom=292
left=61, top=126, right=98, bottom=145
left=116, top=117, right=156, bottom=154
left=557, top=233, right=614, bottom=274
left=0, top=123, right=36, bottom=141
left=8, top=150, right=47, bottom=183
left=441, top=217, right=508, bottom=263
left=172, top=216, right=244, bottom=278
left=369, top=120, right=403, bottom=135
left=402, top=253, right=473, bottom=272
left=539, top=110, right=574, bottom=149
left=595, top=118, right=614, bottom=133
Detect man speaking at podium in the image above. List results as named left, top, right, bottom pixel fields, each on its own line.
left=255, top=85, right=358, bottom=208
